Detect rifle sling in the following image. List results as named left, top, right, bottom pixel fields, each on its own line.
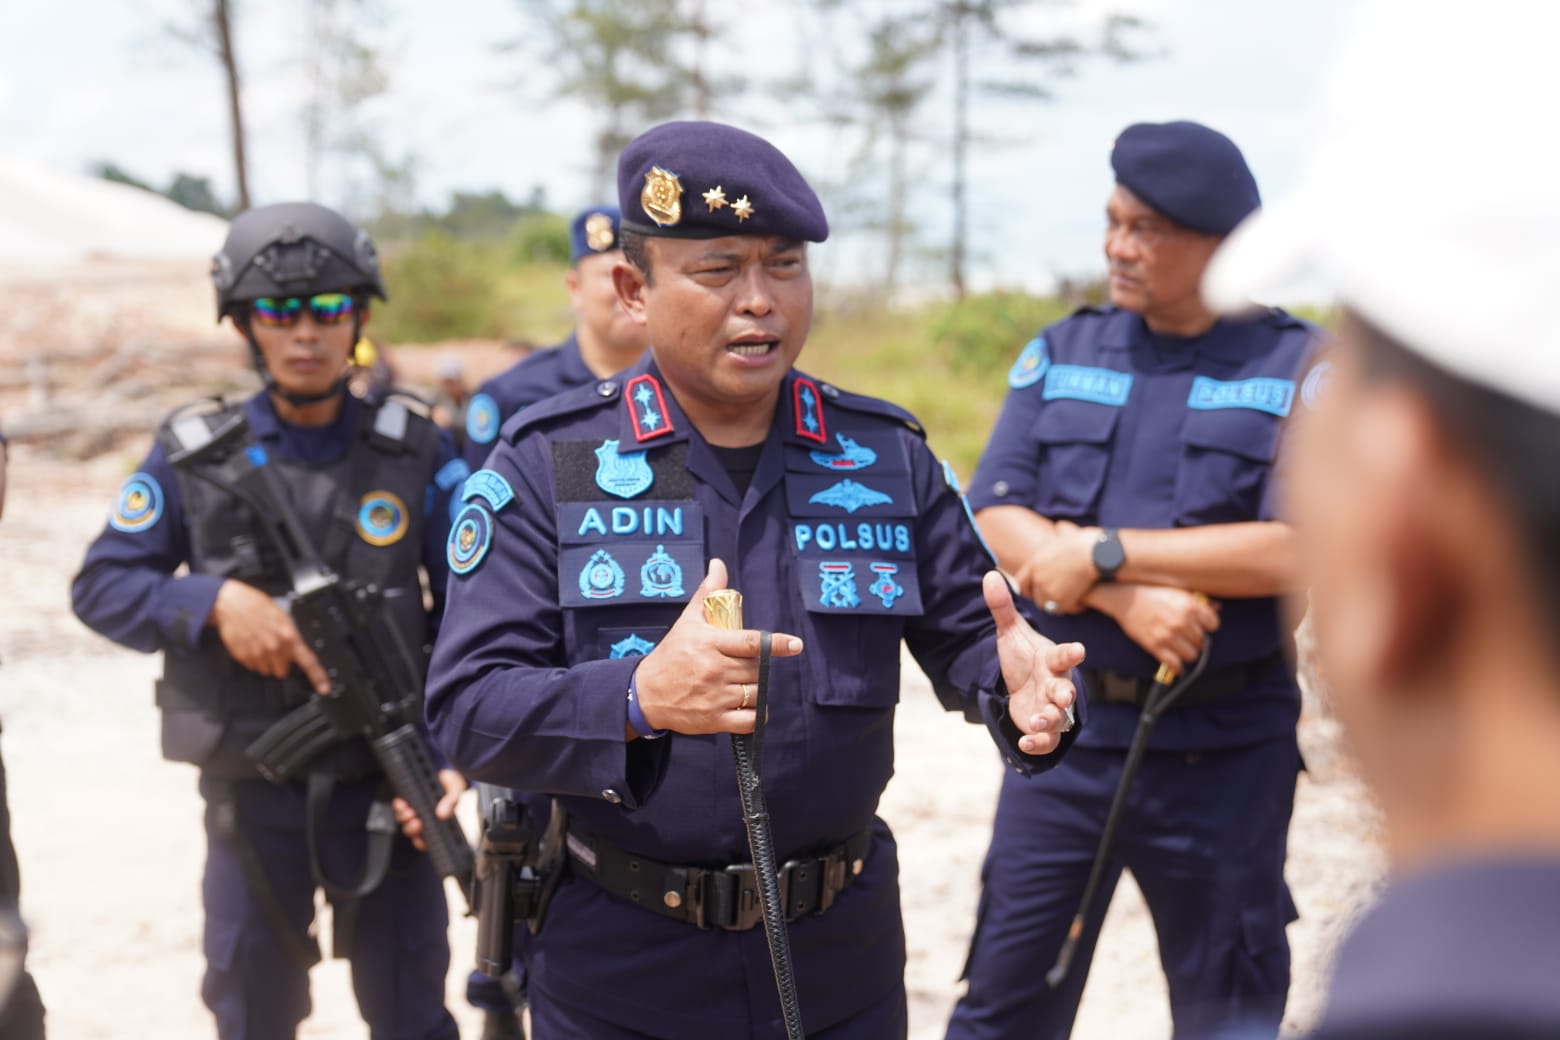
left=303, top=770, right=397, bottom=910
left=211, top=782, right=321, bottom=972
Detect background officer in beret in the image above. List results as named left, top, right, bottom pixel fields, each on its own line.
left=71, top=203, right=466, bottom=1040
left=946, top=121, right=1322, bottom=1040
left=1207, top=4, right=1560, bottom=1038
left=462, top=205, right=650, bottom=468
left=426, top=120, right=1084, bottom=1038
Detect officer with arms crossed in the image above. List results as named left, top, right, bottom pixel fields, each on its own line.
left=426, top=121, right=1084, bottom=1038
left=71, top=203, right=467, bottom=1040
left=463, top=205, right=649, bottom=468
left=1206, top=3, right=1560, bottom=1038
left=947, top=122, right=1320, bottom=1040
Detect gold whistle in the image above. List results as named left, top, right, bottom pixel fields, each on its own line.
left=702, top=589, right=744, bottom=631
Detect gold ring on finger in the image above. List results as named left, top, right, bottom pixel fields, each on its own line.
left=739, top=683, right=754, bottom=710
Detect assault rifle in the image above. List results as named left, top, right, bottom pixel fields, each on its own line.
left=165, top=404, right=475, bottom=912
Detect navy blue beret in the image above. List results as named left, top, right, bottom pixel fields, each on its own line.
left=1110, top=121, right=1260, bottom=236
left=618, top=121, right=828, bottom=242
left=570, top=205, right=622, bottom=262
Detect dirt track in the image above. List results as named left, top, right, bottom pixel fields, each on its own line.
left=0, top=444, right=1384, bottom=1038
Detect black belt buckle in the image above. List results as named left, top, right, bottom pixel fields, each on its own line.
left=700, top=862, right=792, bottom=931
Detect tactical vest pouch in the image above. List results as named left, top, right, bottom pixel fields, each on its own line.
left=155, top=679, right=226, bottom=766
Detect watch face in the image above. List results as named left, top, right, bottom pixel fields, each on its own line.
left=1093, top=531, right=1125, bottom=573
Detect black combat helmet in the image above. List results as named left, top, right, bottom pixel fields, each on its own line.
left=211, top=201, right=387, bottom=320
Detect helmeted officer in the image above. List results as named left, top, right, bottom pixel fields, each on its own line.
left=71, top=202, right=466, bottom=1040
left=425, top=120, right=1086, bottom=1039
left=946, top=122, right=1322, bottom=1040
left=462, top=205, right=649, bottom=468
left=1206, top=4, right=1560, bottom=1038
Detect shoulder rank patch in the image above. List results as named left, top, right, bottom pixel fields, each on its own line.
left=109, top=472, right=164, bottom=534
left=1187, top=375, right=1295, bottom=417
left=808, top=433, right=877, bottom=471
left=594, top=439, right=654, bottom=499
left=466, top=392, right=501, bottom=445
left=448, top=504, right=495, bottom=575
left=435, top=457, right=471, bottom=492
left=793, top=376, right=828, bottom=444
left=1301, top=360, right=1334, bottom=411
left=356, top=491, right=409, bottom=547
left=462, top=469, right=516, bottom=512
left=625, top=374, right=674, bottom=443
left=1008, top=336, right=1049, bottom=389
left=809, top=478, right=894, bottom=514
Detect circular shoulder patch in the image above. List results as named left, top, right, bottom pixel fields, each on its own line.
left=448, top=503, right=495, bottom=575
left=356, top=491, right=409, bottom=547
left=1008, top=336, right=1049, bottom=389
left=467, top=392, right=501, bottom=445
left=110, top=472, right=165, bottom=533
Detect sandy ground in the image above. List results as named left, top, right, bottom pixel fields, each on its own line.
left=0, top=445, right=1386, bottom=1039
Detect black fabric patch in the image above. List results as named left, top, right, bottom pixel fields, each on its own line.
left=552, top=440, right=692, bottom=503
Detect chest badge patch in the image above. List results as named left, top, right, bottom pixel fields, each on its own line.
left=818, top=561, right=862, bottom=609
left=610, top=633, right=658, bottom=658
left=594, top=439, right=654, bottom=499
left=109, top=472, right=164, bottom=534
left=580, top=549, right=626, bottom=600
left=809, top=433, right=877, bottom=471
left=809, top=478, right=894, bottom=514
left=356, top=491, right=409, bottom=547
left=639, top=545, right=685, bottom=598
left=448, top=504, right=495, bottom=575
left=869, top=563, right=905, bottom=609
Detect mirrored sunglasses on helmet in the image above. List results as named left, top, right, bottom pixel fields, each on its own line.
left=249, top=292, right=357, bottom=328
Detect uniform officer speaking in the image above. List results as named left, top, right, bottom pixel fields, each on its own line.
left=71, top=203, right=466, bottom=1040
left=426, top=121, right=1084, bottom=1038
left=463, top=205, right=649, bottom=469
left=947, top=123, right=1321, bottom=1040
left=1206, top=3, right=1560, bottom=1038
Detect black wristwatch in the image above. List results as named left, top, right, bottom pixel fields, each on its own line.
left=1091, top=527, right=1125, bottom=583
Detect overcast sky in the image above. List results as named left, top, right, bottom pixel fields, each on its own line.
left=0, top=0, right=1356, bottom=292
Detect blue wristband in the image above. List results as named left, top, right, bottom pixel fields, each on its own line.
left=626, top=670, right=667, bottom=741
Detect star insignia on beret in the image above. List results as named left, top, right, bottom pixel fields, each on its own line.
left=732, top=195, right=754, bottom=222
left=702, top=185, right=728, bottom=211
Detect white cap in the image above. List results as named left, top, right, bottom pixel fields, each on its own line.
left=1203, top=1, right=1560, bottom=415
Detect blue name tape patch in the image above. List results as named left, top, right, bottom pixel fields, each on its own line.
left=558, top=501, right=702, bottom=545
left=790, top=520, right=914, bottom=557
left=1042, top=365, right=1134, bottom=407
left=1186, top=376, right=1296, bottom=417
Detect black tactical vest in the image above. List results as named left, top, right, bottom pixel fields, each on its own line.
left=155, top=395, right=441, bottom=780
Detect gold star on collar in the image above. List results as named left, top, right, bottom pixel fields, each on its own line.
left=703, top=185, right=728, bottom=211
left=732, top=195, right=754, bottom=222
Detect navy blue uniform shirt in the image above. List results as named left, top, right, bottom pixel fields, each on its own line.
left=970, top=305, right=1323, bottom=751
left=72, top=391, right=461, bottom=654
left=463, top=335, right=595, bottom=469
left=426, top=356, right=1080, bottom=1034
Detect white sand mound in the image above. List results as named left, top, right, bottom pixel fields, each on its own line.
left=0, top=160, right=227, bottom=264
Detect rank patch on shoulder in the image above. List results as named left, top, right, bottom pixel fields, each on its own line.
left=808, top=433, right=877, bottom=471
left=448, top=504, right=495, bottom=575
left=356, top=491, right=409, bottom=546
left=109, top=472, right=164, bottom=534
left=579, top=549, right=626, bottom=600
left=594, top=439, right=654, bottom=499
left=462, top=469, right=516, bottom=512
left=466, top=392, right=501, bottom=445
left=809, top=479, right=894, bottom=514
left=625, top=374, right=673, bottom=443
left=793, top=377, right=827, bottom=444
left=1008, top=336, right=1049, bottom=389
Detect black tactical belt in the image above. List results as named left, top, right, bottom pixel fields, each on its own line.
left=565, top=825, right=873, bottom=931
left=1082, top=649, right=1287, bottom=710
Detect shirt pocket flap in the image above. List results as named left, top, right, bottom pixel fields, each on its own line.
left=1179, top=408, right=1281, bottom=463
left=1031, top=400, right=1122, bottom=445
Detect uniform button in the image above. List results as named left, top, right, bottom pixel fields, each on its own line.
left=821, top=383, right=840, bottom=398
left=600, top=788, right=622, bottom=804
left=596, top=381, right=618, bottom=398
left=992, top=480, right=1011, bottom=497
